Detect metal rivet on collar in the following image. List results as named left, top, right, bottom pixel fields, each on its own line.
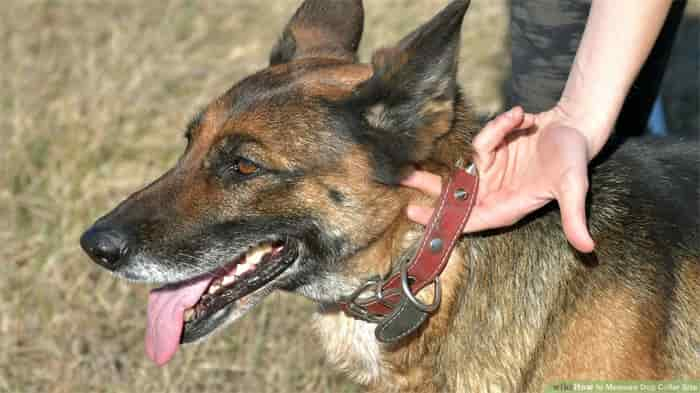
left=430, top=238, right=443, bottom=253
left=454, top=188, right=468, bottom=200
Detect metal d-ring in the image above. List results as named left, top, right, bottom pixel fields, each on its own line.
left=341, top=274, right=414, bottom=322
left=400, top=263, right=442, bottom=313
left=465, top=162, right=477, bottom=176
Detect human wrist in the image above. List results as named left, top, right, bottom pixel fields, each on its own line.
left=555, top=54, right=622, bottom=160
left=550, top=96, right=615, bottom=162
left=552, top=0, right=672, bottom=160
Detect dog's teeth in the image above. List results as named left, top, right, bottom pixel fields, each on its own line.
left=222, top=275, right=236, bottom=286
left=208, top=284, right=221, bottom=294
left=184, top=308, right=195, bottom=322
left=236, top=262, right=257, bottom=276
left=246, top=244, right=272, bottom=265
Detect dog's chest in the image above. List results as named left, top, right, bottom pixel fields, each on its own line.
left=313, top=311, right=384, bottom=385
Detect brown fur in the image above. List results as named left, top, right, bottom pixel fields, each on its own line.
left=82, top=1, right=700, bottom=391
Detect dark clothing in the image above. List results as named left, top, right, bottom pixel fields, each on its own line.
left=508, top=0, right=686, bottom=135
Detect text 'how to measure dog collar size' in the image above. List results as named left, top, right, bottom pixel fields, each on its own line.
left=339, top=164, right=479, bottom=343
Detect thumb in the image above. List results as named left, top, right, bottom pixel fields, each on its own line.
left=556, top=173, right=595, bottom=253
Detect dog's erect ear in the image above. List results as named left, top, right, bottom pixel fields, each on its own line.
left=270, top=0, right=364, bottom=65
left=350, top=0, right=470, bottom=179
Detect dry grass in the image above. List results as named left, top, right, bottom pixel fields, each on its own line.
left=0, top=1, right=696, bottom=392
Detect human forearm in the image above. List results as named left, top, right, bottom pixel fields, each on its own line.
left=557, top=0, right=672, bottom=159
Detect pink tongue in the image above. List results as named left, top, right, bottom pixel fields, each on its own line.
left=145, top=276, right=213, bottom=366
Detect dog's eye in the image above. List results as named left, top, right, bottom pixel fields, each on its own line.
left=230, top=157, right=259, bottom=176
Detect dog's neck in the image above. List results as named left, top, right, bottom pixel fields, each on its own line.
left=314, top=218, right=473, bottom=389
left=317, top=220, right=582, bottom=392
left=330, top=99, right=479, bottom=302
left=314, top=101, right=588, bottom=391
left=313, top=101, right=484, bottom=386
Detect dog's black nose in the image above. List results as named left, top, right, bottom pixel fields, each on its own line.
left=80, top=227, right=129, bottom=270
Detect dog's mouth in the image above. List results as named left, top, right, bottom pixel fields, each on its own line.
left=145, top=239, right=297, bottom=366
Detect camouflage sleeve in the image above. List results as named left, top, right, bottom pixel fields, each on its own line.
left=508, top=0, right=589, bottom=113
left=508, top=0, right=686, bottom=137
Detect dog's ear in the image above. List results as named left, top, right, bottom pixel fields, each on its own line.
left=350, top=0, right=470, bottom=181
left=270, top=0, right=364, bottom=65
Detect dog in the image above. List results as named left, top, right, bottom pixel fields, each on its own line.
left=81, top=0, right=700, bottom=391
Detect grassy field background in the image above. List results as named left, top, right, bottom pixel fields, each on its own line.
left=1, top=1, right=697, bottom=392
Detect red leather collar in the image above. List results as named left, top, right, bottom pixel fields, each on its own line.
left=338, top=165, right=478, bottom=340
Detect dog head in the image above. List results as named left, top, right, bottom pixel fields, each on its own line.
left=81, top=0, right=474, bottom=365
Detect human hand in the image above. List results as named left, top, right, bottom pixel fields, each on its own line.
left=402, top=106, right=596, bottom=253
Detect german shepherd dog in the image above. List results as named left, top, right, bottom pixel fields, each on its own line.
left=81, top=0, right=699, bottom=391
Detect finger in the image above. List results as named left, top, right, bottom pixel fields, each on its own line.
left=519, top=112, right=537, bottom=130
left=462, top=193, right=543, bottom=234
left=472, top=106, right=526, bottom=154
left=556, top=174, right=595, bottom=253
left=400, top=170, right=442, bottom=197
left=463, top=202, right=518, bottom=233
left=406, top=205, right=433, bottom=226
